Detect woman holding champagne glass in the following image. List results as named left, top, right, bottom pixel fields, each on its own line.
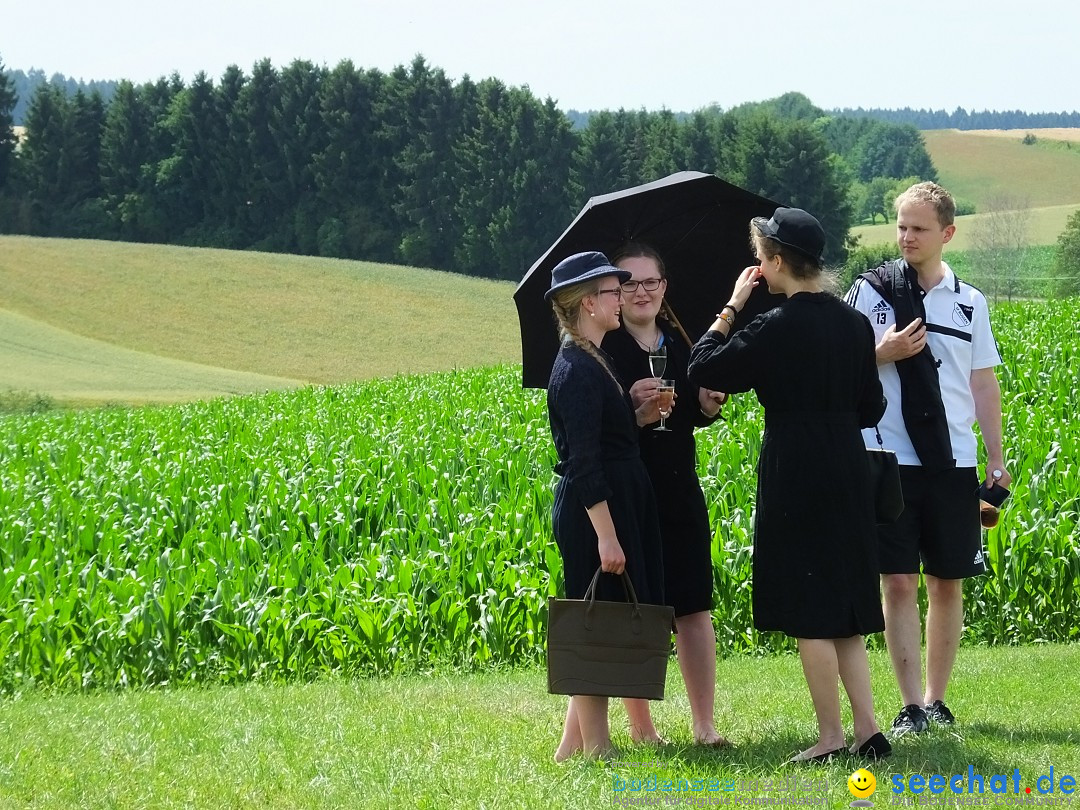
left=545, top=251, right=666, bottom=762
left=601, top=242, right=731, bottom=748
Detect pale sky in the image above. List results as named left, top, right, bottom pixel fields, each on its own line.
left=4, top=0, right=1079, bottom=114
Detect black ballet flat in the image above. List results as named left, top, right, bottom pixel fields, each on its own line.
left=853, top=732, right=892, bottom=760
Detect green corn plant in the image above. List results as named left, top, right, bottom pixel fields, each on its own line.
left=1, top=298, right=1078, bottom=692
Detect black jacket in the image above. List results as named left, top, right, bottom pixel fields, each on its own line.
left=859, top=260, right=955, bottom=469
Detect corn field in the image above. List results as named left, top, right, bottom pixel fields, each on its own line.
left=0, top=300, right=1077, bottom=691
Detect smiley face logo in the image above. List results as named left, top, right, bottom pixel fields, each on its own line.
left=848, top=768, right=877, bottom=799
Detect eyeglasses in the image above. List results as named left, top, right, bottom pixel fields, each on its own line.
left=620, top=278, right=664, bottom=293
left=596, top=288, right=624, bottom=298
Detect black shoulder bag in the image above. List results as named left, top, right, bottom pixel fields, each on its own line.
left=867, top=426, right=904, bottom=524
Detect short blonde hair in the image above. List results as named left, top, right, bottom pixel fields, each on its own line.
left=895, top=181, right=955, bottom=228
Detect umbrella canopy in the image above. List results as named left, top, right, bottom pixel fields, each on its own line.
left=514, top=171, right=783, bottom=388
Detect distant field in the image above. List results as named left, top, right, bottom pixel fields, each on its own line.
left=0, top=308, right=301, bottom=405
left=854, top=128, right=1080, bottom=248
left=922, top=128, right=1080, bottom=209
left=0, top=236, right=522, bottom=404
left=965, top=127, right=1080, bottom=142
left=851, top=202, right=1080, bottom=251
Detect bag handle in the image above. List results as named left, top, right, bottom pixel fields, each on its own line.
left=582, top=567, right=643, bottom=633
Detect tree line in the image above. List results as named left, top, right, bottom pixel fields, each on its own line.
left=11, top=68, right=1078, bottom=135
left=5, top=67, right=118, bottom=127
left=832, top=106, right=1080, bottom=131
left=1, top=58, right=940, bottom=277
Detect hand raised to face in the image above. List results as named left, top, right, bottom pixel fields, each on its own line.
left=727, top=265, right=762, bottom=312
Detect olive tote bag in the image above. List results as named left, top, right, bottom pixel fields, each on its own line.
left=547, top=567, right=674, bottom=700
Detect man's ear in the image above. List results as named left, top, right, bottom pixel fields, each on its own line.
left=942, top=224, right=957, bottom=244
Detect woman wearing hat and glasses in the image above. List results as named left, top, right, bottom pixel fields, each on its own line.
left=601, top=242, right=731, bottom=749
left=688, top=209, right=891, bottom=763
left=546, top=251, right=666, bottom=762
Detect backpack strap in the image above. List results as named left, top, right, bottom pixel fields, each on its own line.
left=858, top=260, right=903, bottom=306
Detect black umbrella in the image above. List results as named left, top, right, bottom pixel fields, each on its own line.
left=513, top=171, right=783, bottom=388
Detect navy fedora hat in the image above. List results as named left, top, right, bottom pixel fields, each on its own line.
left=545, top=251, right=631, bottom=300
left=754, top=207, right=826, bottom=262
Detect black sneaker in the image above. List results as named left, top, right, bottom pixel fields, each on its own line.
left=925, top=700, right=956, bottom=725
left=890, top=704, right=930, bottom=735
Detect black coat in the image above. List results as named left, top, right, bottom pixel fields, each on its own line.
left=688, top=293, right=886, bottom=638
left=547, top=341, right=665, bottom=605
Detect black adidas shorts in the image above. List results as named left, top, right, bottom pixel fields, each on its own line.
left=876, top=466, right=987, bottom=579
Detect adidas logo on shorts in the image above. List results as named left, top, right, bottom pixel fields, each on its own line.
left=973, top=549, right=985, bottom=566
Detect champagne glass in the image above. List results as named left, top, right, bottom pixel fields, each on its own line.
left=648, top=344, right=667, bottom=378
left=654, top=380, right=675, bottom=432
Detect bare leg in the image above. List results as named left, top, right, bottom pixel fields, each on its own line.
left=623, top=697, right=662, bottom=743
left=575, top=695, right=614, bottom=759
left=881, top=573, right=924, bottom=706
left=835, top=635, right=882, bottom=748
left=794, top=638, right=846, bottom=759
left=674, top=611, right=728, bottom=745
left=554, top=698, right=584, bottom=763
left=924, top=575, right=963, bottom=704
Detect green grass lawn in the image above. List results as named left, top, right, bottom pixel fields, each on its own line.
left=0, top=236, right=522, bottom=405
left=2, top=646, right=1077, bottom=809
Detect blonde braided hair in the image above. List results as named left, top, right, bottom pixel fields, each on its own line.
left=550, top=281, right=623, bottom=391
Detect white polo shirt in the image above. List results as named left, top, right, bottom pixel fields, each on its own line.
left=844, top=263, right=1001, bottom=467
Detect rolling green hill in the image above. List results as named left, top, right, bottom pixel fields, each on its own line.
left=0, top=308, right=301, bottom=404
left=852, top=129, right=1080, bottom=249
left=1, top=236, right=522, bottom=405
left=923, top=128, right=1080, bottom=208
left=9, top=126, right=1079, bottom=405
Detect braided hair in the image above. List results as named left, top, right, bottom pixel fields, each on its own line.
left=550, top=280, right=622, bottom=391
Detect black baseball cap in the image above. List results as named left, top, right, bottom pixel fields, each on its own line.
left=754, top=207, right=826, bottom=262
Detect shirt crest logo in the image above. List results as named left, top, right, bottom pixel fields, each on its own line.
left=871, top=300, right=891, bottom=313
left=952, top=302, right=973, bottom=327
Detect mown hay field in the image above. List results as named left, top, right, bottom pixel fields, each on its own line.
left=1, top=299, right=1077, bottom=692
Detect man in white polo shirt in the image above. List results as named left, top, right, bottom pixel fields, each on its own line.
left=844, top=181, right=1010, bottom=736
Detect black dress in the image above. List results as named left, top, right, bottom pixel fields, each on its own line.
left=547, top=341, right=664, bottom=605
left=602, top=324, right=718, bottom=617
left=688, top=293, right=886, bottom=639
